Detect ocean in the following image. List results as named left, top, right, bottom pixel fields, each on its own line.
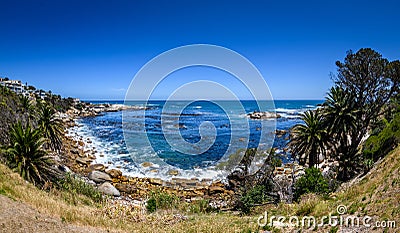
left=70, top=100, right=322, bottom=180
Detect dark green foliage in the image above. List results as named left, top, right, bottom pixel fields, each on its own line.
left=293, top=167, right=330, bottom=201
left=5, top=122, right=60, bottom=187
left=0, top=88, right=26, bottom=146
left=322, top=86, right=360, bottom=179
left=60, top=173, right=103, bottom=203
left=364, top=113, right=400, bottom=161
left=239, top=185, right=270, bottom=214
left=146, top=190, right=180, bottom=213
left=271, top=156, right=282, bottom=168
left=289, top=110, right=329, bottom=167
left=323, top=86, right=358, bottom=140
left=146, top=197, right=157, bottom=213
left=330, top=226, right=339, bottom=233
left=289, top=48, right=399, bottom=181
left=0, top=80, right=74, bottom=191
left=45, top=95, right=73, bottom=113
left=0, top=84, right=72, bottom=148
left=37, top=101, right=64, bottom=151
left=189, top=199, right=213, bottom=214
left=331, top=49, right=400, bottom=180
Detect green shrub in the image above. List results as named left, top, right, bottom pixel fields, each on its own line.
left=364, top=113, right=400, bottom=161
left=239, top=185, right=270, bottom=214
left=60, top=173, right=103, bottom=203
left=294, top=167, right=330, bottom=201
left=189, top=199, right=213, bottom=214
left=146, top=197, right=157, bottom=213
left=146, top=190, right=180, bottom=213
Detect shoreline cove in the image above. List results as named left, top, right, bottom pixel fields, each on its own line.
left=64, top=100, right=321, bottom=180
left=57, top=100, right=337, bottom=206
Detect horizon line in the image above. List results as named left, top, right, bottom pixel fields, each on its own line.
left=83, top=98, right=325, bottom=102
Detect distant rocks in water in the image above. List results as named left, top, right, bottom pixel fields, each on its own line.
left=167, top=169, right=179, bottom=176
left=247, top=111, right=281, bottom=119
left=88, top=171, right=112, bottom=183
left=141, top=162, right=153, bottom=168
left=98, top=182, right=120, bottom=197
left=97, top=104, right=149, bottom=113
left=174, top=123, right=186, bottom=129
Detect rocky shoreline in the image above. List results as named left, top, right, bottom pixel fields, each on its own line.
left=58, top=101, right=339, bottom=208
left=59, top=102, right=236, bottom=208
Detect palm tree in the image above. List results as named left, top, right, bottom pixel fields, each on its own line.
left=289, top=110, right=329, bottom=167
left=37, top=101, right=64, bottom=151
left=6, top=122, right=58, bottom=187
left=18, top=95, right=35, bottom=123
left=322, top=86, right=359, bottom=180
left=323, top=86, right=358, bottom=142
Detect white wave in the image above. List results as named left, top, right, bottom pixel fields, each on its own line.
left=275, top=108, right=299, bottom=114
left=278, top=113, right=303, bottom=119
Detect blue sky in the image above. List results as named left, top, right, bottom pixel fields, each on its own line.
left=0, top=0, right=399, bottom=100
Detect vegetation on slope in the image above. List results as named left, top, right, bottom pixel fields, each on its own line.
left=289, top=48, right=400, bottom=181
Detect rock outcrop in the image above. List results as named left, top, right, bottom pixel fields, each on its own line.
left=88, top=171, right=112, bottom=183
left=247, top=111, right=281, bottom=119
left=98, top=182, right=120, bottom=196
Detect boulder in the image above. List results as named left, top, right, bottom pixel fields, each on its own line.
left=208, top=186, right=225, bottom=194
left=88, top=164, right=105, bottom=172
left=149, top=178, right=163, bottom=186
left=115, top=183, right=136, bottom=194
left=76, top=157, right=92, bottom=165
left=106, top=169, right=122, bottom=178
left=88, top=171, right=112, bottom=183
left=98, top=182, right=120, bottom=196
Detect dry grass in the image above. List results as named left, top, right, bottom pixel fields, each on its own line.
left=334, top=146, right=400, bottom=221
left=252, top=146, right=400, bottom=232
left=1, top=146, right=399, bottom=232
left=0, top=163, right=263, bottom=232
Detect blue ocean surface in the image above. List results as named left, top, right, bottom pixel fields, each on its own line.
left=71, top=100, right=322, bottom=179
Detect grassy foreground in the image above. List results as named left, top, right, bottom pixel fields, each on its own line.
left=1, top=146, right=400, bottom=232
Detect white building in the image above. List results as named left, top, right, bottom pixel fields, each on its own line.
left=0, top=78, right=49, bottom=99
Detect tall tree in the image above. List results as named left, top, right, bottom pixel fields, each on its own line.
left=334, top=48, right=399, bottom=150
left=323, top=86, right=359, bottom=179
left=37, top=101, right=64, bottom=151
left=328, top=48, right=399, bottom=180
left=18, top=95, right=35, bottom=124
left=289, top=110, right=329, bottom=167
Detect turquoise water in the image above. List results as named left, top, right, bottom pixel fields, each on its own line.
left=73, top=100, right=322, bottom=179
